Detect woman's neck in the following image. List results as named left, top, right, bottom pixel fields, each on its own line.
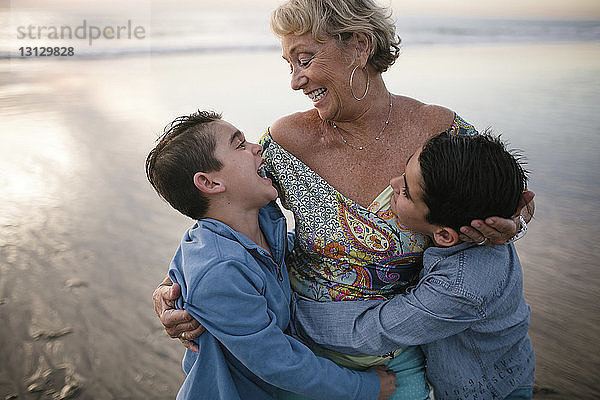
left=331, top=76, right=391, bottom=142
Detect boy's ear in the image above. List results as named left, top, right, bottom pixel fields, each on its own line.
left=193, top=172, right=225, bottom=195
left=432, top=227, right=460, bottom=247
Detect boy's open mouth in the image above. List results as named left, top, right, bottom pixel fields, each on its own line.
left=257, top=162, right=267, bottom=178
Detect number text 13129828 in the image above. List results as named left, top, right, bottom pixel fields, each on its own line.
left=19, top=47, right=74, bottom=57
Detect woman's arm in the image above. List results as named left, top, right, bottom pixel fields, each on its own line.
left=152, top=275, right=204, bottom=352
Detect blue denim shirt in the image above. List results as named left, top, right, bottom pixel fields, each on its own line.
left=290, top=242, right=535, bottom=400
left=169, top=201, right=379, bottom=400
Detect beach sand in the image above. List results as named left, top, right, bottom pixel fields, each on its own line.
left=1, top=43, right=599, bottom=399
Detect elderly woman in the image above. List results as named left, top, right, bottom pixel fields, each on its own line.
left=153, top=0, right=532, bottom=398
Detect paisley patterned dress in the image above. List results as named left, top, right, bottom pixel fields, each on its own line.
left=259, top=114, right=478, bottom=304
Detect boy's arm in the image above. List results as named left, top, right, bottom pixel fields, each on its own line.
left=176, top=261, right=380, bottom=400
left=151, top=228, right=295, bottom=352
left=290, top=275, right=482, bottom=356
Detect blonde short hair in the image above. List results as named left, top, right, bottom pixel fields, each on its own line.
left=271, top=0, right=401, bottom=73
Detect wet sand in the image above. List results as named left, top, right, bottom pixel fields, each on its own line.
left=1, top=43, right=599, bottom=399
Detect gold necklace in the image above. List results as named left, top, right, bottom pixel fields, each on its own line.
left=332, top=92, right=393, bottom=151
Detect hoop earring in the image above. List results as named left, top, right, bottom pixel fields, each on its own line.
left=349, top=65, right=369, bottom=101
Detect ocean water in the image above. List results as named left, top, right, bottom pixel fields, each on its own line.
left=1, top=2, right=599, bottom=399
left=1, top=3, right=599, bottom=58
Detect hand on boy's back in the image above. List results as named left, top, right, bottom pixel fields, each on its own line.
left=153, top=282, right=205, bottom=353
left=372, top=366, right=395, bottom=400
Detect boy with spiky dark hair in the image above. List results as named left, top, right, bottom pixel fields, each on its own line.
left=291, top=132, right=536, bottom=400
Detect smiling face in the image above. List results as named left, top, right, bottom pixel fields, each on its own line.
left=206, top=120, right=278, bottom=209
left=281, top=33, right=359, bottom=122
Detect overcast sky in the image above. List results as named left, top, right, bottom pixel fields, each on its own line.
left=8, top=0, right=600, bottom=19
left=216, top=0, right=600, bottom=19
left=388, top=0, right=600, bottom=19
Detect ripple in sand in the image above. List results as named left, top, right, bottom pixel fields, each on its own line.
left=32, top=327, right=72, bottom=341
left=65, top=278, right=89, bottom=288
left=57, top=382, right=81, bottom=399
left=533, top=386, right=560, bottom=397
left=25, top=365, right=83, bottom=400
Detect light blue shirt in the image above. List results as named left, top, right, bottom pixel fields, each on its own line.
left=169, top=201, right=380, bottom=400
left=290, top=242, right=535, bottom=400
